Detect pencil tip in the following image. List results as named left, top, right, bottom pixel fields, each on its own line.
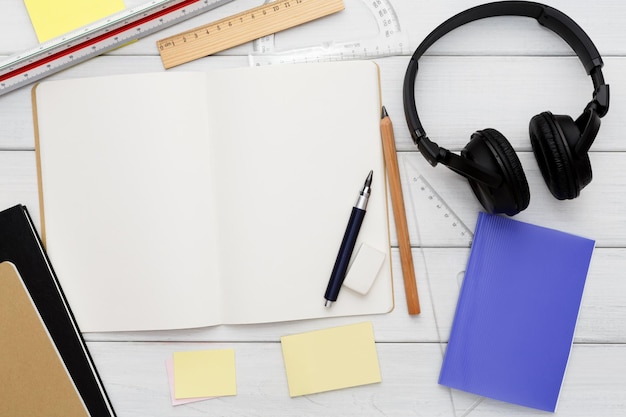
left=381, top=106, right=388, bottom=119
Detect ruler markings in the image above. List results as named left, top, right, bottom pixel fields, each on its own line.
left=248, top=0, right=408, bottom=65
left=2, top=2, right=188, bottom=80
left=2, top=0, right=188, bottom=74
left=157, top=0, right=345, bottom=68
left=401, top=155, right=473, bottom=248
left=0, top=0, right=233, bottom=96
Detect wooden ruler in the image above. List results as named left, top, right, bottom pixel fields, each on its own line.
left=157, top=0, right=345, bottom=69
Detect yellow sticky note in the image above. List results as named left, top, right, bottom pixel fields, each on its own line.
left=280, top=322, right=382, bottom=397
left=173, top=349, right=237, bottom=399
left=24, top=0, right=126, bottom=42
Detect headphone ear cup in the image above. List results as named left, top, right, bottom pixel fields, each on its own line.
left=462, top=128, right=530, bottom=215
left=529, top=111, right=592, bottom=200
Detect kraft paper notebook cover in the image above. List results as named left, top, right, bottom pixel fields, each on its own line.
left=439, top=212, right=595, bottom=412
left=32, top=61, right=393, bottom=332
left=0, top=204, right=116, bottom=417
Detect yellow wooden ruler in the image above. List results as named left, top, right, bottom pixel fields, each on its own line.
left=157, top=0, right=345, bottom=68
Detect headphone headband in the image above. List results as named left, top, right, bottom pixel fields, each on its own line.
left=409, top=1, right=604, bottom=73
left=403, top=1, right=609, bottom=169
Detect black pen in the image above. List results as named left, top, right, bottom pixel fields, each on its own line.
left=324, top=170, right=373, bottom=307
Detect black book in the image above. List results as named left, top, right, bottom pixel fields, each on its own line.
left=0, top=204, right=116, bottom=416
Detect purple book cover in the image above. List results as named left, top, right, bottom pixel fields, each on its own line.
left=439, top=212, right=595, bottom=412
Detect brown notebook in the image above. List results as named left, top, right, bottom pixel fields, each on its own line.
left=0, top=261, right=89, bottom=416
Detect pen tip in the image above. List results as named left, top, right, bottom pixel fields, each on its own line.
left=365, top=170, right=373, bottom=186
left=381, top=106, right=388, bottom=119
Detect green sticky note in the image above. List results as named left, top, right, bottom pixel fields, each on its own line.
left=173, top=349, right=237, bottom=399
left=24, top=0, right=126, bottom=42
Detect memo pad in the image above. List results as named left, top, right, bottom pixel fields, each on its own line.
left=439, top=213, right=595, bottom=412
left=24, top=0, right=126, bottom=42
left=165, top=359, right=213, bottom=406
left=281, top=322, right=382, bottom=397
left=173, top=349, right=237, bottom=399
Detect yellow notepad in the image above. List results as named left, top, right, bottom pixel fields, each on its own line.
left=281, top=322, right=382, bottom=397
left=24, top=0, right=125, bottom=42
left=173, top=349, right=237, bottom=398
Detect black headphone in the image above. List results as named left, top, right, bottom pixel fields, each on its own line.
left=403, top=1, right=609, bottom=215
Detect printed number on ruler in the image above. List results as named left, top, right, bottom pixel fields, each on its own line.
left=401, top=154, right=473, bottom=247
left=157, top=0, right=345, bottom=69
left=248, top=0, right=409, bottom=65
left=0, top=0, right=233, bottom=96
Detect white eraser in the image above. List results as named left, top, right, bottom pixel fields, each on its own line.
left=342, top=243, right=386, bottom=295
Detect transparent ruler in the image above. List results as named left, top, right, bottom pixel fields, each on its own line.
left=0, top=0, right=233, bottom=96
left=400, top=154, right=473, bottom=248
left=248, top=0, right=409, bottom=65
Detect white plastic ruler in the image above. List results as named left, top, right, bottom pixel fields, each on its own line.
left=248, top=0, right=409, bottom=65
left=0, top=0, right=233, bottom=96
left=401, top=154, right=473, bottom=248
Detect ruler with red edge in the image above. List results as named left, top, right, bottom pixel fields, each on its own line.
left=0, top=0, right=233, bottom=96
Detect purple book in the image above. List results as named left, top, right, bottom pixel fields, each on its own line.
left=439, top=212, right=595, bottom=412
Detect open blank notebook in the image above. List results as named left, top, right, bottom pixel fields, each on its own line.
left=33, top=61, right=393, bottom=332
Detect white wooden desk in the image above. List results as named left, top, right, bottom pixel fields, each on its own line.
left=1, top=0, right=625, bottom=415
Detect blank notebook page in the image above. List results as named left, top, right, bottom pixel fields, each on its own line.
left=34, top=61, right=392, bottom=331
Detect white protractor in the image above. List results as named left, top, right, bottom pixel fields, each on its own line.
left=400, top=154, right=474, bottom=248
left=248, top=0, right=409, bottom=65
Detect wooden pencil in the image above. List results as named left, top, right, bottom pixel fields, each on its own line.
left=380, top=106, right=421, bottom=315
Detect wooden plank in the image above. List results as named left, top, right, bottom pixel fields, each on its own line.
left=398, top=152, right=626, bottom=248
left=4, top=246, right=614, bottom=345
left=5, top=150, right=626, bottom=247
left=376, top=56, right=623, bottom=152
left=1, top=55, right=624, bottom=151
left=3, top=1, right=622, bottom=56
left=86, top=341, right=626, bottom=417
